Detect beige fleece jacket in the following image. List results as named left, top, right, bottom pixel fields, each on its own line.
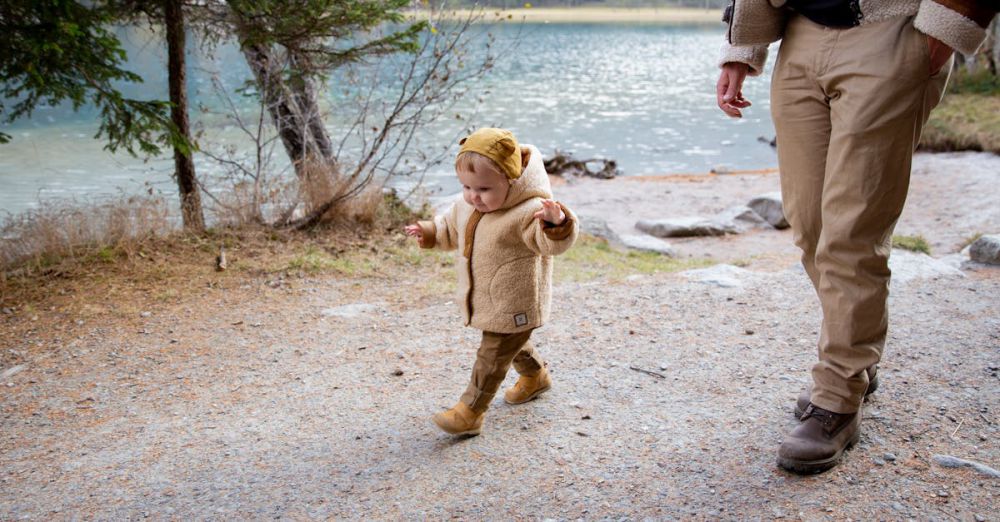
left=417, top=144, right=578, bottom=334
left=719, top=0, right=998, bottom=75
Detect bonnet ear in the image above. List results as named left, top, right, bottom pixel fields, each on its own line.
left=496, top=135, right=517, bottom=157
left=459, top=137, right=467, bottom=145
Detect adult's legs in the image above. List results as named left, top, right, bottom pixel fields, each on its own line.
left=771, top=16, right=834, bottom=292
left=772, top=13, right=949, bottom=473
left=809, top=16, right=951, bottom=414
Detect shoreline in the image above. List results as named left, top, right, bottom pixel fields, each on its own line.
left=408, top=6, right=723, bottom=24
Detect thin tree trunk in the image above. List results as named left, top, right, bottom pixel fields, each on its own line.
left=240, top=43, right=337, bottom=211
left=241, top=43, right=308, bottom=165
left=289, top=52, right=335, bottom=160
left=243, top=44, right=332, bottom=211
left=243, top=44, right=334, bottom=169
left=288, top=52, right=338, bottom=211
left=165, top=0, right=205, bottom=232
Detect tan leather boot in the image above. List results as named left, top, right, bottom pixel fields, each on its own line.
left=794, top=365, right=879, bottom=418
left=432, top=402, right=484, bottom=436
left=504, top=368, right=552, bottom=405
left=778, top=404, right=861, bottom=474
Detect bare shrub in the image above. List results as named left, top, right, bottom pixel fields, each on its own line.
left=0, top=195, right=172, bottom=274
left=301, top=179, right=416, bottom=232
left=286, top=10, right=507, bottom=230
left=195, top=7, right=508, bottom=231
left=299, top=158, right=338, bottom=216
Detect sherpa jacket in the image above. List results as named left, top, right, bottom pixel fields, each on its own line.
left=720, top=0, right=999, bottom=75
left=417, top=144, right=578, bottom=334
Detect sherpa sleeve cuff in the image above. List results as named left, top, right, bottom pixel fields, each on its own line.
left=525, top=201, right=577, bottom=257
left=915, top=0, right=997, bottom=55
left=542, top=202, right=577, bottom=241
left=719, top=42, right=769, bottom=76
left=416, top=220, right=437, bottom=249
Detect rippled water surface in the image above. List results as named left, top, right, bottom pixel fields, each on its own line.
left=0, top=22, right=777, bottom=215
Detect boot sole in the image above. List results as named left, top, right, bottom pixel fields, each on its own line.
left=794, top=374, right=880, bottom=418
left=503, top=383, right=551, bottom=405
left=776, top=428, right=862, bottom=474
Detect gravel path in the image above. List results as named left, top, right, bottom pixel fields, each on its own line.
left=1, top=153, right=998, bottom=520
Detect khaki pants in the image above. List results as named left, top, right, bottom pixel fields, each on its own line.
left=459, top=330, right=545, bottom=413
left=771, top=15, right=951, bottom=413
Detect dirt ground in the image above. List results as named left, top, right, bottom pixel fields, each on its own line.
left=1, top=152, right=998, bottom=520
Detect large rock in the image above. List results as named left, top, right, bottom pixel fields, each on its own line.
left=680, top=264, right=751, bottom=288
left=636, top=217, right=733, bottom=237
left=619, top=234, right=677, bottom=257
left=636, top=206, right=771, bottom=238
left=578, top=215, right=623, bottom=245
left=969, top=235, right=1000, bottom=265
left=747, top=192, right=789, bottom=229
left=889, top=250, right=965, bottom=283
left=718, top=205, right=771, bottom=229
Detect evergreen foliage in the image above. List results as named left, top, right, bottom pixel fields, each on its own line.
left=0, top=0, right=179, bottom=156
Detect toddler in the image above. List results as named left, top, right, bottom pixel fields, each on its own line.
left=405, top=128, right=578, bottom=436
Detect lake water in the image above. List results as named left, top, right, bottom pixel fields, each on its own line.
left=0, top=22, right=777, bottom=216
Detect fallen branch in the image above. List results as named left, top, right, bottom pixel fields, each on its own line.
left=629, top=366, right=666, bottom=379
left=950, top=418, right=963, bottom=438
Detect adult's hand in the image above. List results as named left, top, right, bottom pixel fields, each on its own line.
left=927, top=35, right=953, bottom=76
left=717, top=62, right=752, bottom=118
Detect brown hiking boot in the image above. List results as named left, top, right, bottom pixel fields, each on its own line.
left=777, top=404, right=861, bottom=474
left=794, top=366, right=879, bottom=418
left=432, top=402, right=484, bottom=436
left=504, top=368, right=552, bottom=405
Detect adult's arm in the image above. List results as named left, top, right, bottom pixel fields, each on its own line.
left=914, top=0, right=999, bottom=56
left=717, top=62, right=752, bottom=118
left=715, top=0, right=786, bottom=117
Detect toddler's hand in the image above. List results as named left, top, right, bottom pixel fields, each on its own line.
left=404, top=224, right=422, bottom=241
left=534, top=199, right=566, bottom=225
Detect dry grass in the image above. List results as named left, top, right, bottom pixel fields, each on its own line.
left=209, top=177, right=299, bottom=228
left=0, top=195, right=173, bottom=276
left=0, top=156, right=428, bottom=283
left=920, top=68, right=1000, bottom=154
left=0, top=181, right=433, bottom=302
left=920, top=93, right=1000, bottom=153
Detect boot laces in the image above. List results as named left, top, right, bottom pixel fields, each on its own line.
left=804, top=404, right=839, bottom=431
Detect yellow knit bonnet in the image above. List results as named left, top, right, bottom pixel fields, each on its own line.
left=457, top=128, right=523, bottom=180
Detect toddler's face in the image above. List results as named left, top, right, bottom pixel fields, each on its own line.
left=457, top=165, right=510, bottom=213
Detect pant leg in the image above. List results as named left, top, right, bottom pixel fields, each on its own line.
left=459, top=329, right=534, bottom=412
left=770, top=15, right=836, bottom=291
left=808, top=16, right=951, bottom=413
left=511, top=339, right=545, bottom=377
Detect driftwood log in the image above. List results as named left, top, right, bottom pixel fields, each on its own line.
left=544, top=151, right=620, bottom=179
